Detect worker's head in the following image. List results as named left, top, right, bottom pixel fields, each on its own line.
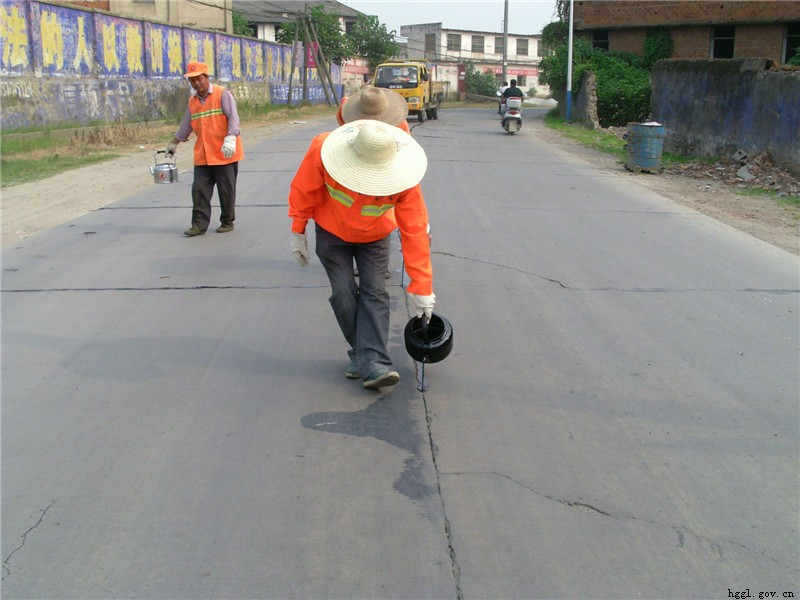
left=321, top=120, right=427, bottom=196
left=341, top=86, right=408, bottom=126
left=510, top=79, right=517, bottom=86
left=184, top=62, right=211, bottom=98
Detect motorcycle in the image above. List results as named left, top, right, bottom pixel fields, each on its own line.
left=501, top=96, right=523, bottom=134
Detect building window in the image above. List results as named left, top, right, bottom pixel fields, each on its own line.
left=516, top=74, right=526, bottom=86
left=712, top=26, right=735, bottom=58
left=425, top=33, right=436, bottom=57
left=495, top=36, right=504, bottom=55
left=592, top=30, right=609, bottom=51
left=471, top=35, right=484, bottom=54
left=447, top=33, right=461, bottom=52
left=517, top=38, right=528, bottom=56
left=785, top=23, right=800, bottom=63
left=345, top=20, right=355, bottom=34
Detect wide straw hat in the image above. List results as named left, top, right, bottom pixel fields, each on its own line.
left=184, top=61, right=209, bottom=78
left=341, top=86, right=409, bottom=126
left=321, top=119, right=427, bottom=197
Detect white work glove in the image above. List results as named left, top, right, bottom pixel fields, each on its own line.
left=408, top=292, right=435, bottom=320
left=166, top=140, right=178, bottom=155
left=290, top=232, right=309, bottom=267
left=221, top=135, right=237, bottom=159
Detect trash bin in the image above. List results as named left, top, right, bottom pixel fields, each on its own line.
left=626, top=121, right=666, bottom=173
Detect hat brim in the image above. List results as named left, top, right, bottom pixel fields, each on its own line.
left=321, top=120, right=427, bottom=197
left=184, top=70, right=207, bottom=78
left=341, top=88, right=409, bottom=126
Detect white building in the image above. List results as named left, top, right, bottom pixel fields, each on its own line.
left=233, top=0, right=363, bottom=42
left=400, top=22, right=547, bottom=95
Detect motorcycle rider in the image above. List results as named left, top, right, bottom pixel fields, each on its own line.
left=497, top=80, right=509, bottom=114
left=502, top=79, right=525, bottom=103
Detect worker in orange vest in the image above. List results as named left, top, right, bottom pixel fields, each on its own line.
left=167, top=61, right=244, bottom=236
left=336, top=86, right=410, bottom=280
left=288, top=119, right=435, bottom=390
left=336, top=86, right=411, bottom=133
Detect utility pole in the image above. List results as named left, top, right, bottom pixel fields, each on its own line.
left=566, top=0, right=574, bottom=121
left=301, top=13, right=309, bottom=102
left=502, top=0, right=508, bottom=85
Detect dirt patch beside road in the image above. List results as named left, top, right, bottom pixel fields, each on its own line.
left=1, top=108, right=335, bottom=248
left=529, top=117, right=799, bottom=256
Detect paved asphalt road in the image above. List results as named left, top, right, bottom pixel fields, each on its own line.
left=3, top=108, right=798, bottom=599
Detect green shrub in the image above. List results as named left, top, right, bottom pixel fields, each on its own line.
left=465, top=62, right=498, bottom=96
left=643, top=28, right=673, bottom=69
left=788, top=47, right=800, bottom=66
left=539, top=37, right=651, bottom=127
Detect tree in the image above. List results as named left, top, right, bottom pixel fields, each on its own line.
left=276, top=5, right=352, bottom=65
left=465, top=62, right=497, bottom=96
left=788, top=46, right=800, bottom=66
left=347, top=15, right=400, bottom=69
left=232, top=10, right=254, bottom=37
left=541, top=21, right=568, bottom=54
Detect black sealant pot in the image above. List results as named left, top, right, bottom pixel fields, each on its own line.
left=404, top=313, right=453, bottom=364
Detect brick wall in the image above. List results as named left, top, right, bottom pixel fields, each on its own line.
left=671, top=27, right=712, bottom=59
left=610, top=29, right=646, bottom=54
left=734, top=24, right=786, bottom=62
left=574, top=1, right=800, bottom=29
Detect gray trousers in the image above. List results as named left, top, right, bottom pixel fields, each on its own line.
left=314, top=224, right=392, bottom=376
left=191, top=162, right=238, bottom=230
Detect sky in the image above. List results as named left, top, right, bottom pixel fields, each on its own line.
left=345, top=0, right=557, bottom=36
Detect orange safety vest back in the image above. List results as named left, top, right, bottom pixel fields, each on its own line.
left=289, top=132, right=432, bottom=295
left=189, top=85, right=244, bottom=166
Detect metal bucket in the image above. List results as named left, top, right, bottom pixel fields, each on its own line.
left=150, top=150, right=178, bottom=183
left=626, top=122, right=666, bottom=173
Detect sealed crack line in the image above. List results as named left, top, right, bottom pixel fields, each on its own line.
left=420, top=378, right=463, bottom=599
left=433, top=252, right=799, bottom=294
left=2, top=500, right=55, bottom=581
left=441, top=471, right=790, bottom=569
left=3, top=283, right=409, bottom=294
left=404, top=290, right=463, bottom=599
left=95, top=203, right=287, bottom=210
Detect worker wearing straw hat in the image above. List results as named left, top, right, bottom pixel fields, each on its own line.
left=167, top=61, right=244, bottom=237
left=288, top=119, right=435, bottom=390
left=336, top=86, right=411, bottom=133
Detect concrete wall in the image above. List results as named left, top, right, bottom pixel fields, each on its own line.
left=652, top=58, right=800, bottom=173
left=557, top=70, right=599, bottom=129
left=0, top=0, right=342, bottom=130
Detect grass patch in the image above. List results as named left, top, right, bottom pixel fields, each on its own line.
left=735, top=186, right=800, bottom=207
left=0, top=103, right=335, bottom=187
left=544, top=111, right=718, bottom=165
left=2, top=153, right=120, bottom=187
left=544, top=112, right=626, bottom=158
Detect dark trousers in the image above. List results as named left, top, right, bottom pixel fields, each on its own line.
left=314, top=224, right=392, bottom=376
left=191, top=162, right=238, bottom=230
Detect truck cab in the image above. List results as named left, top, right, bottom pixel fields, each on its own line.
left=373, top=62, right=443, bottom=122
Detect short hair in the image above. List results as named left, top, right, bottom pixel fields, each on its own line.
left=510, top=79, right=517, bottom=86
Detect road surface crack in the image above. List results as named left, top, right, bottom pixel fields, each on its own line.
left=432, top=251, right=568, bottom=288
left=441, top=471, right=791, bottom=569
left=405, top=293, right=463, bottom=599
left=432, top=252, right=799, bottom=293
left=2, top=500, right=55, bottom=581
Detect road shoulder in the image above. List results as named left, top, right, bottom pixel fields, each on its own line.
left=528, top=117, right=799, bottom=256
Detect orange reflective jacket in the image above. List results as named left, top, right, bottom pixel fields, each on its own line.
left=337, top=96, right=411, bottom=133
left=289, top=132, right=432, bottom=295
left=190, top=85, right=243, bottom=165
